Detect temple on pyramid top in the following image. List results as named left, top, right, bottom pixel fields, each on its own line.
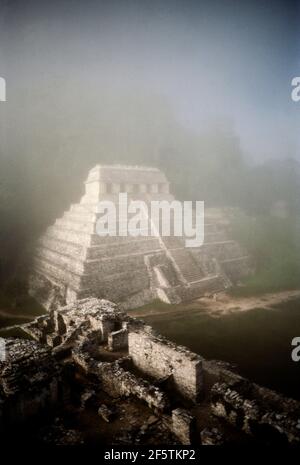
left=81, top=164, right=172, bottom=204
left=29, top=164, right=252, bottom=311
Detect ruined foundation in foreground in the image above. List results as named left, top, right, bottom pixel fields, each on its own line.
left=1, top=298, right=299, bottom=445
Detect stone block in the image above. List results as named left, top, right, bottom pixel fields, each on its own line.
left=172, top=408, right=197, bottom=445
left=108, top=328, right=128, bottom=351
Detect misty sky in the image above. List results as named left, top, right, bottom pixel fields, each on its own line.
left=1, top=0, right=299, bottom=164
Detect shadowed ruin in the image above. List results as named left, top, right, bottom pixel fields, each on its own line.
left=29, top=165, right=252, bottom=311
left=1, top=298, right=299, bottom=445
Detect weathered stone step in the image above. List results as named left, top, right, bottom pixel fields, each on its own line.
left=32, top=250, right=156, bottom=306
left=46, top=224, right=161, bottom=246
left=86, top=238, right=161, bottom=259
left=38, top=236, right=87, bottom=259
left=70, top=203, right=99, bottom=214
left=46, top=225, right=93, bottom=246
left=57, top=215, right=164, bottom=235
left=84, top=253, right=147, bottom=275
left=55, top=217, right=97, bottom=234
left=79, top=269, right=151, bottom=301
left=36, top=247, right=86, bottom=274
left=37, top=244, right=155, bottom=277
left=63, top=210, right=98, bottom=223
left=170, top=248, right=204, bottom=283
left=71, top=194, right=175, bottom=213
left=34, top=257, right=83, bottom=288
left=156, top=286, right=181, bottom=304
left=89, top=232, right=165, bottom=246
left=178, top=275, right=225, bottom=300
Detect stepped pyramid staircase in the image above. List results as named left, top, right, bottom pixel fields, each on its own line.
left=29, top=165, right=252, bottom=310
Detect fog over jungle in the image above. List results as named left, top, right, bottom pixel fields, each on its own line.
left=1, top=0, right=299, bottom=163
left=0, top=0, right=299, bottom=288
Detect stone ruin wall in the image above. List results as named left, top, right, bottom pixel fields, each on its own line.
left=128, top=330, right=203, bottom=402
left=72, top=345, right=169, bottom=412
left=1, top=298, right=300, bottom=445
left=48, top=300, right=203, bottom=404
left=0, top=339, right=61, bottom=433
left=210, top=381, right=300, bottom=444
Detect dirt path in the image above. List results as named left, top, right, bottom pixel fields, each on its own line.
left=1, top=290, right=300, bottom=321
left=0, top=309, right=38, bottom=320
left=130, top=289, right=300, bottom=318
left=195, top=289, right=300, bottom=316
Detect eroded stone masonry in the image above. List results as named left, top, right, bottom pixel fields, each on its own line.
left=29, top=164, right=252, bottom=310
left=1, top=298, right=299, bottom=445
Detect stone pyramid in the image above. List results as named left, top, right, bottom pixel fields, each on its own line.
left=29, top=165, right=251, bottom=310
